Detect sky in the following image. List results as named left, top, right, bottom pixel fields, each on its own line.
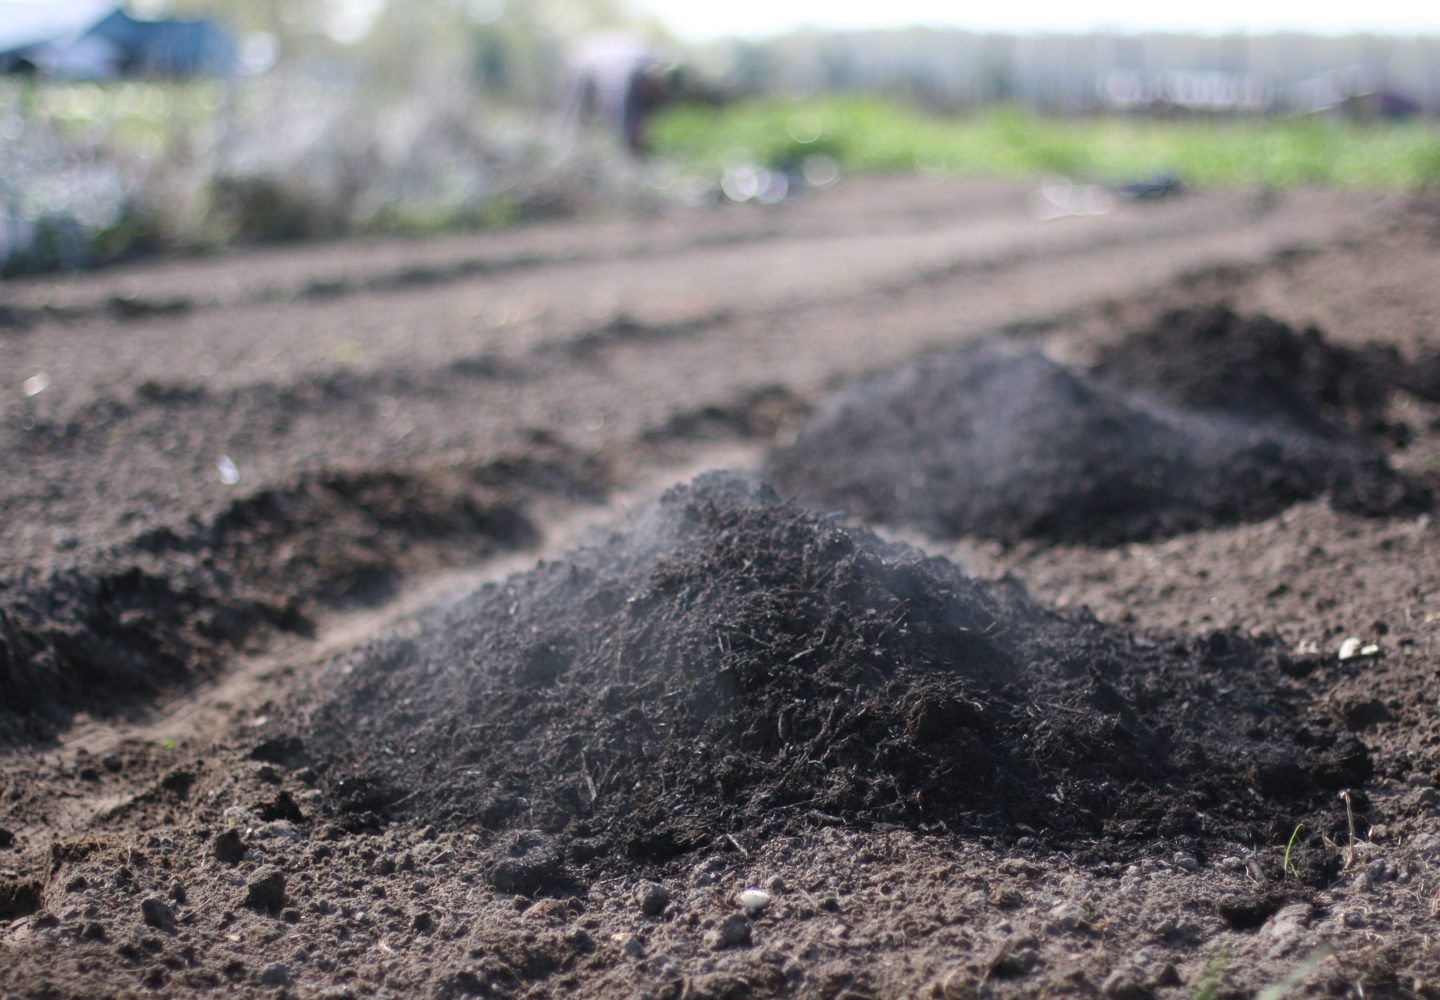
left=0, top=0, right=113, bottom=52
left=631, top=0, right=1440, bottom=40
left=3, top=1, right=1435, bottom=52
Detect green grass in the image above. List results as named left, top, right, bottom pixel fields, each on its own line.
left=1283, top=823, right=1304, bottom=878
left=651, top=96, right=1440, bottom=190
left=9, top=78, right=227, bottom=155
left=1192, top=950, right=1229, bottom=1000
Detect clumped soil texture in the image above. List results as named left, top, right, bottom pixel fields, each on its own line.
left=1090, top=305, right=1433, bottom=443
left=294, top=473, right=1366, bottom=876
left=0, top=450, right=587, bottom=742
left=6, top=184, right=1440, bottom=1000
left=766, top=307, right=1424, bottom=545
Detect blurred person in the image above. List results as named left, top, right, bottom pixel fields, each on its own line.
left=560, top=31, right=670, bottom=155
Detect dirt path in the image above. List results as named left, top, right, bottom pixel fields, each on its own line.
left=3, top=178, right=1438, bottom=1000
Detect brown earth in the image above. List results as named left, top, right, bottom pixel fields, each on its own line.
left=2, top=177, right=1439, bottom=999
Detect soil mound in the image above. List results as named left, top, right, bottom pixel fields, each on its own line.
left=765, top=316, right=1419, bottom=545
left=1091, top=306, right=1406, bottom=441
left=293, top=474, right=1366, bottom=869
left=0, top=440, right=603, bottom=743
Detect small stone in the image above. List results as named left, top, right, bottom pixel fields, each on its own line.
left=259, top=963, right=290, bottom=987
left=213, top=829, right=245, bottom=865
left=619, top=933, right=644, bottom=958
left=704, top=914, right=751, bottom=950
left=764, top=875, right=787, bottom=895
left=990, top=946, right=1040, bottom=978
left=1170, top=851, right=1199, bottom=871
left=1338, top=637, right=1381, bottom=661
left=1245, top=857, right=1268, bottom=883
left=634, top=881, right=670, bottom=917
left=1046, top=901, right=1084, bottom=931
left=1265, top=903, right=1311, bottom=952
left=169, top=880, right=187, bottom=904
left=1362, top=859, right=1393, bottom=888
left=1412, top=833, right=1440, bottom=860
left=1100, top=968, right=1151, bottom=999
left=244, top=866, right=287, bottom=912
left=412, top=911, right=434, bottom=933
left=488, top=831, right=567, bottom=896
left=736, top=889, right=772, bottom=916
left=938, top=967, right=979, bottom=999
left=140, top=895, right=175, bottom=931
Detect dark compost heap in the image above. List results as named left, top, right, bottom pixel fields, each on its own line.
left=289, top=474, right=1367, bottom=875
left=765, top=307, right=1422, bottom=545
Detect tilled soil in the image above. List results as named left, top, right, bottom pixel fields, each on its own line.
left=3, top=178, right=1440, bottom=999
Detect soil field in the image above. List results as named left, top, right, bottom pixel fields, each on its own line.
left=3, top=177, right=1440, bottom=999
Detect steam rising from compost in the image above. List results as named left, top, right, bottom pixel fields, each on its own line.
left=291, top=473, right=1366, bottom=871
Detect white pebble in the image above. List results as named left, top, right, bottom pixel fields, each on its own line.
left=216, top=454, right=241, bottom=485
left=1047, top=902, right=1084, bottom=931
left=736, top=889, right=772, bottom=915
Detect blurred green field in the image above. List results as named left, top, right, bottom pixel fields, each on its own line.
left=652, top=97, right=1440, bottom=190
left=8, top=82, right=1440, bottom=277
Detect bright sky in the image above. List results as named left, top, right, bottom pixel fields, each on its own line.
left=632, top=0, right=1440, bottom=40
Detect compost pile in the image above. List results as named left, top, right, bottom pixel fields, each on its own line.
left=1090, top=306, right=1417, bottom=440
left=765, top=308, right=1421, bottom=545
left=291, top=474, right=1366, bottom=872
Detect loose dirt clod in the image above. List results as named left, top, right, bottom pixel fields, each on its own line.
left=634, top=881, right=671, bottom=916
left=242, top=866, right=286, bottom=912
left=140, top=895, right=175, bottom=931
left=290, top=473, right=1366, bottom=876
left=212, top=829, right=245, bottom=864
left=706, top=914, right=752, bottom=950
left=487, top=831, right=570, bottom=896
left=766, top=309, right=1423, bottom=545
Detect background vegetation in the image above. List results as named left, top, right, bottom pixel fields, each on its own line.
left=652, top=97, right=1440, bottom=190
left=4, top=0, right=1440, bottom=276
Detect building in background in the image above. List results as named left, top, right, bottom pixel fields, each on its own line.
left=0, top=2, right=235, bottom=79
